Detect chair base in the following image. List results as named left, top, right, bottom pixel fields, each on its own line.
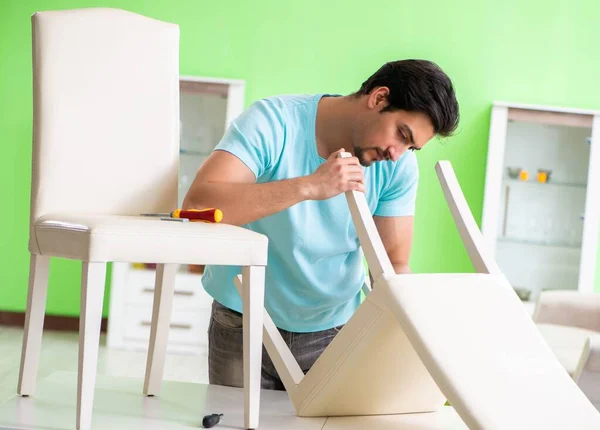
left=18, top=254, right=266, bottom=430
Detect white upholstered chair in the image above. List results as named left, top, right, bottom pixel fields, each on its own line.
left=232, top=155, right=600, bottom=429
left=533, top=290, right=600, bottom=410
left=20, top=8, right=266, bottom=430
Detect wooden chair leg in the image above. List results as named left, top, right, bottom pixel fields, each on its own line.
left=242, top=265, right=265, bottom=430
left=144, top=263, right=177, bottom=396
left=17, top=254, right=50, bottom=396
left=77, top=262, right=106, bottom=430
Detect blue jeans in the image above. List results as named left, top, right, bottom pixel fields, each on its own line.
left=208, top=300, right=343, bottom=391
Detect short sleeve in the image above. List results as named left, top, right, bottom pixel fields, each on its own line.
left=374, top=152, right=419, bottom=217
left=213, top=99, right=284, bottom=180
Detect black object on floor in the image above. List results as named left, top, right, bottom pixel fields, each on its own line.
left=202, top=413, right=223, bottom=428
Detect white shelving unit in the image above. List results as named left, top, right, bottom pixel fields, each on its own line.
left=481, top=102, right=600, bottom=310
left=107, top=76, right=245, bottom=354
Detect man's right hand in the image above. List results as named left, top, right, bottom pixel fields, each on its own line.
left=304, top=148, right=366, bottom=200
left=183, top=148, right=365, bottom=226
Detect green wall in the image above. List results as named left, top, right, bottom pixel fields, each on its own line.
left=1, top=0, right=599, bottom=318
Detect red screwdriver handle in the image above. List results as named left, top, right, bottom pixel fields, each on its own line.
left=172, top=208, right=223, bottom=223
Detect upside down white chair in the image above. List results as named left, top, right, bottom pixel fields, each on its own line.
left=533, top=290, right=600, bottom=410
left=232, top=155, right=600, bottom=429
left=20, top=8, right=266, bottom=430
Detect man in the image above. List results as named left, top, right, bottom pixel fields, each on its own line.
left=182, top=59, right=459, bottom=390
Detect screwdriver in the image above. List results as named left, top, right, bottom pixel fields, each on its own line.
left=202, top=413, right=223, bottom=428
left=141, top=208, right=223, bottom=223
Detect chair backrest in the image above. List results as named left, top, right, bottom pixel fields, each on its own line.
left=337, top=152, right=395, bottom=284
left=341, top=155, right=502, bottom=280
left=434, top=161, right=503, bottom=275
left=29, top=8, right=180, bottom=247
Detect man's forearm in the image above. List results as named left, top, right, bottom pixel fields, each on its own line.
left=368, top=263, right=410, bottom=287
left=182, top=177, right=312, bottom=226
left=393, top=264, right=411, bottom=274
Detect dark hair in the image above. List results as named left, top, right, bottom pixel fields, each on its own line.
left=355, top=60, right=459, bottom=137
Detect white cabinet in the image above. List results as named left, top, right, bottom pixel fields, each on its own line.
left=481, top=102, right=600, bottom=306
left=107, top=76, right=245, bottom=354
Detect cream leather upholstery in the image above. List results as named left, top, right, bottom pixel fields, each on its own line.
left=29, top=8, right=180, bottom=255
left=21, top=8, right=267, bottom=430
left=381, top=273, right=600, bottom=430
left=34, top=213, right=267, bottom=265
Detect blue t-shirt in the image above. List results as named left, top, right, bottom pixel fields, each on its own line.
left=201, top=94, right=419, bottom=332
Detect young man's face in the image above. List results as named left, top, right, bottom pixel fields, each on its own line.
left=352, top=88, right=435, bottom=167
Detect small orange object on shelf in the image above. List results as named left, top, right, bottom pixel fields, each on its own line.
left=519, top=170, right=529, bottom=181
left=536, top=169, right=552, bottom=183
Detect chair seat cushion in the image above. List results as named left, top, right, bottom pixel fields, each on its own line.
left=377, top=272, right=600, bottom=430
left=32, top=213, right=268, bottom=266
left=537, top=323, right=596, bottom=379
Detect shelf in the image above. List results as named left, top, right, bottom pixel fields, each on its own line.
left=504, top=178, right=587, bottom=189
left=180, top=149, right=211, bottom=156
left=497, top=237, right=581, bottom=249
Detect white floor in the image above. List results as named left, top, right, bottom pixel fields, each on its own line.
left=0, top=326, right=467, bottom=429
left=0, top=326, right=209, bottom=406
